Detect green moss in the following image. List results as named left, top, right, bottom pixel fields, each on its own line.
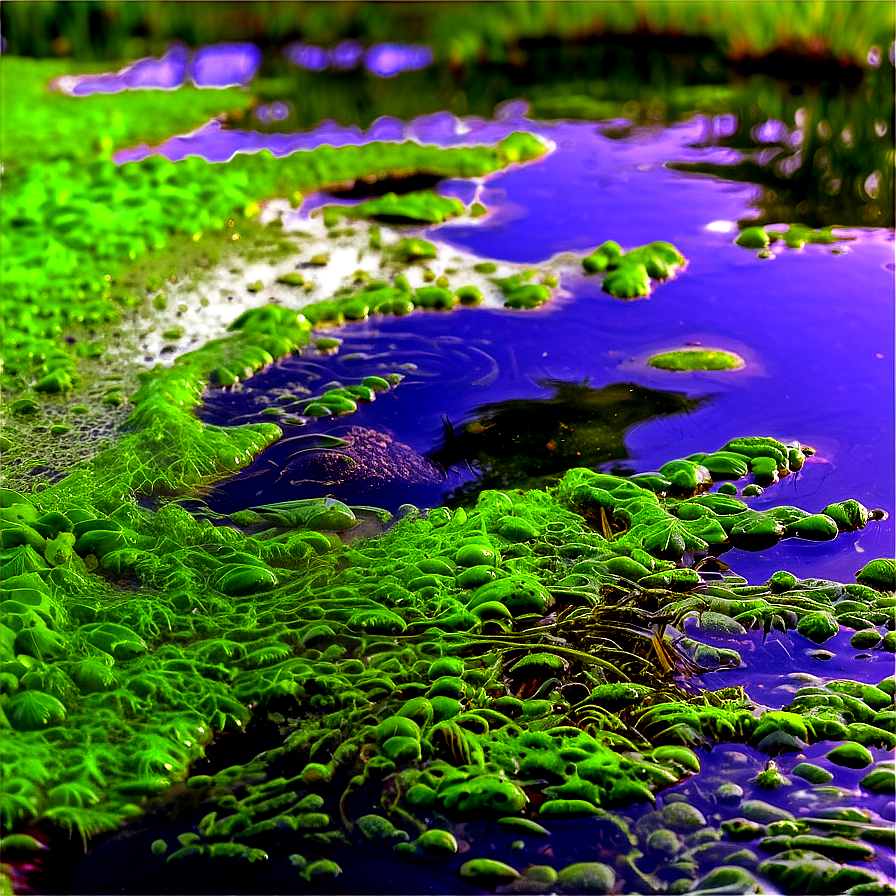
left=2, top=74, right=546, bottom=400
left=321, top=191, right=465, bottom=224
left=647, top=349, right=745, bottom=371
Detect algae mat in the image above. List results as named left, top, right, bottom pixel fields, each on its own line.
left=1, top=22, right=895, bottom=896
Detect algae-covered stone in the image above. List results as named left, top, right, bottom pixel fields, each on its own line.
left=497, top=517, right=539, bottom=542
left=662, top=802, right=707, bottom=832
left=851, top=629, right=883, bottom=649
left=857, top=558, right=896, bottom=591
left=790, top=834, right=875, bottom=862
left=721, top=818, right=768, bottom=840
left=303, top=859, right=341, bottom=882
left=647, top=828, right=681, bottom=858
left=357, top=814, right=409, bottom=842
left=861, top=766, right=896, bottom=793
left=651, top=745, right=700, bottom=774
left=459, top=859, right=520, bottom=888
left=602, top=264, right=651, bottom=299
left=759, top=849, right=882, bottom=894
left=785, top=513, right=839, bottom=541
left=504, top=284, right=551, bottom=310
left=497, top=817, right=550, bottom=837
left=440, top=773, right=527, bottom=816
left=430, top=696, right=462, bottom=721
left=690, top=865, right=766, bottom=894
left=791, top=762, right=833, bottom=784
left=826, top=742, right=873, bottom=768
left=752, top=710, right=810, bottom=745
left=456, top=543, right=499, bottom=567
left=755, top=762, right=790, bottom=789
left=797, top=612, right=839, bottom=643
left=740, top=800, right=794, bottom=824
left=416, top=829, right=458, bottom=856
left=382, top=735, right=422, bottom=764
left=396, top=696, right=435, bottom=728
left=335, top=190, right=464, bottom=224
left=648, top=349, right=744, bottom=372
left=695, top=611, right=748, bottom=637
left=556, top=862, right=615, bottom=894
left=468, top=574, right=552, bottom=616
left=539, top=799, right=601, bottom=819
left=394, top=237, right=437, bottom=261
left=374, top=716, right=421, bottom=743
left=582, top=241, right=622, bottom=273
left=735, top=227, right=771, bottom=249
left=822, top=499, right=873, bottom=532
left=715, top=782, right=744, bottom=805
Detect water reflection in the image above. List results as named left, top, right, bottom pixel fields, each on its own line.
left=432, top=380, right=703, bottom=498
left=50, top=40, right=261, bottom=95
left=670, top=62, right=895, bottom=228
left=283, top=39, right=433, bottom=77
left=255, top=37, right=892, bottom=228
left=85, top=31, right=891, bottom=230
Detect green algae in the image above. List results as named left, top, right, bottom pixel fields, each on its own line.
left=647, top=349, right=745, bottom=372
left=735, top=223, right=854, bottom=253
left=6, top=431, right=883, bottom=854
left=582, top=240, right=686, bottom=298
left=320, top=191, right=466, bottom=225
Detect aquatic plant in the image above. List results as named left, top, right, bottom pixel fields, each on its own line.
left=582, top=240, right=686, bottom=298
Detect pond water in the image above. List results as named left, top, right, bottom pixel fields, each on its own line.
left=196, top=117, right=894, bottom=589
left=8, top=28, right=895, bottom=896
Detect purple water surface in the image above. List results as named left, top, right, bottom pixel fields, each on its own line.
left=113, top=108, right=538, bottom=164
left=196, top=118, right=893, bottom=589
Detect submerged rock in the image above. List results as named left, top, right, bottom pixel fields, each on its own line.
left=283, top=425, right=444, bottom=488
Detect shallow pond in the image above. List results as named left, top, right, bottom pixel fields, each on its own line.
left=61, top=97, right=895, bottom=896
left=197, top=117, right=894, bottom=588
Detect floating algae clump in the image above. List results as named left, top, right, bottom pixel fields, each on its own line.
left=582, top=240, right=686, bottom=298
left=647, top=349, right=745, bottom=371
left=735, top=223, right=852, bottom=252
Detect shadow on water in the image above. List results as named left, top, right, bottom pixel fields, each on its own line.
left=432, top=380, right=703, bottom=501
